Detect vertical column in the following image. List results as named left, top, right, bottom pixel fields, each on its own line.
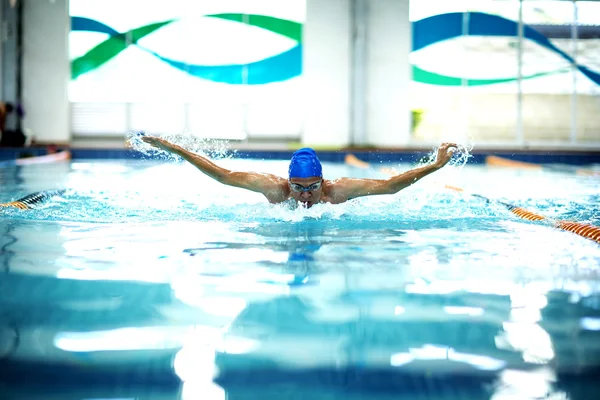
left=0, top=2, right=3, bottom=90
left=365, top=0, right=411, bottom=147
left=302, top=0, right=352, bottom=147
left=350, top=0, right=367, bottom=146
left=1, top=0, right=20, bottom=131
left=21, top=0, right=70, bottom=144
left=570, top=0, right=578, bottom=144
left=516, top=0, right=524, bottom=146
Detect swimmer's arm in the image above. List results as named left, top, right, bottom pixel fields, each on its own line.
left=334, top=142, right=457, bottom=199
left=332, top=164, right=440, bottom=199
left=141, top=136, right=287, bottom=196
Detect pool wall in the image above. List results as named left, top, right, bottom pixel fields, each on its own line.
left=1, top=147, right=600, bottom=166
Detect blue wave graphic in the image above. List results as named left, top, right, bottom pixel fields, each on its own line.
left=71, top=16, right=119, bottom=36
left=71, top=16, right=300, bottom=84
left=414, top=12, right=600, bottom=85
left=145, top=45, right=302, bottom=85
left=71, top=14, right=600, bottom=86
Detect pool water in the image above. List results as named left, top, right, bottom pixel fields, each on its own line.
left=1, top=155, right=600, bottom=400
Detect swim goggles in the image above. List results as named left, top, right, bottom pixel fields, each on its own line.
left=288, top=180, right=323, bottom=192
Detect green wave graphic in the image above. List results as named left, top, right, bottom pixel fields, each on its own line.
left=208, top=13, right=569, bottom=86
left=206, top=13, right=302, bottom=42
left=72, top=20, right=175, bottom=80
left=71, top=13, right=574, bottom=86
left=412, top=65, right=571, bottom=86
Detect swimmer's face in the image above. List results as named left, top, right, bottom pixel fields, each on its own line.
left=288, top=177, right=323, bottom=208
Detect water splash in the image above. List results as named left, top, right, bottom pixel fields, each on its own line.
left=126, top=130, right=237, bottom=161
left=415, top=143, right=473, bottom=169
left=7, top=183, right=508, bottom=226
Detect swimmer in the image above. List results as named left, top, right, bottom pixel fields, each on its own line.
left=141, top=136, right=457, bottom=208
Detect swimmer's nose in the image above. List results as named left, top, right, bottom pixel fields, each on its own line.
left=300, top=191, right=311, bottom=199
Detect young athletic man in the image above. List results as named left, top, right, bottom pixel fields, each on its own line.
left=141, top=136, right=457, bottom=208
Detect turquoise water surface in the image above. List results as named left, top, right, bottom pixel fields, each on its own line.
left=0, top=156, right=599, bottom=399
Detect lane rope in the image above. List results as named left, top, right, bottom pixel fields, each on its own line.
left=344, top=154, right=600, bottom=245
left=0, top=189, right=66, bottom=210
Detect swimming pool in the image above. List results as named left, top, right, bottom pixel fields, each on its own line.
left=1, top=153, right=599, bottom=399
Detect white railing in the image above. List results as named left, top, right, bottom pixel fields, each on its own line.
left=71, top=102, right=303, bottom=141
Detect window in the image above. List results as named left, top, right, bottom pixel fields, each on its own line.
left=70, top=0, right=306, bottom=140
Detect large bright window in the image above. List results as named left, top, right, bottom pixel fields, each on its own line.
left=69, top=0, right=306, bottom=139
left=409, top=0, right=600, bottom=144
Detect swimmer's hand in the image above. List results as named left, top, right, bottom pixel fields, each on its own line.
left=141, top=136, right=175, bottom=152
left=433, top=142, right=458, bottom=168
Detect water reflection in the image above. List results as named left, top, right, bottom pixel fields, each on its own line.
left=1, top=218, right=600, bottom=399
left=0, top=221, right=18, bottom=273
left=0, top=164, right=24, bottom=188
left=172, top=221, right=600, bottom=399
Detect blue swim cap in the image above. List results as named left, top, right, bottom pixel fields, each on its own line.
left=288, top=148, right=323, bottom=178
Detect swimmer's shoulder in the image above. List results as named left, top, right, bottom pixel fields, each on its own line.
left=260, top=179, right=290, bottom=203
left=321, top=178, right=354, bottom=203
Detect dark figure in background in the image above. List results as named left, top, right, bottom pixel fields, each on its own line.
left=0, top=102, right=27, bottom=147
